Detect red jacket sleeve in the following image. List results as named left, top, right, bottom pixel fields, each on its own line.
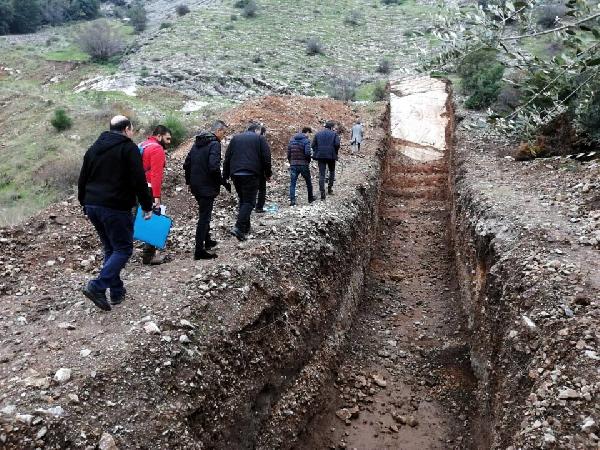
left=149, top=147, right=166, bottom=198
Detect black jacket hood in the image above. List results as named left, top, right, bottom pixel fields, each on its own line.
left=91, top=131, right=131, bottom=154
left=195, top=132, right=218, bottom=148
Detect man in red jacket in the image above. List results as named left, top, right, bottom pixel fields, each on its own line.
left=140, top=125, right=172, bottom=265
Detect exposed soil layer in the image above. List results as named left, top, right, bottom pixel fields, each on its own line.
left=0, top=97, right=387, bottom=449
left=295, top=143, right=477, bottom=449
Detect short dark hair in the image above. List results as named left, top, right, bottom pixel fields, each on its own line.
left=324, top=121, right=335, bottom=129
left=260, top=126, right=267, bottom=136
left=110, top=117, right=131, bottom=132
left=302, top=127, right=312, bottom=134
left=247, top=122, right=262, bottom=133
left=152, top=125, right=172, bottom=136
left=211, top=120, right=228, bottom=133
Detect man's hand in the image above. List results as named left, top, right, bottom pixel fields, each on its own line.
left=143, top=210, right=153, bottom=220
left=153, top=197, right=161, bottom=208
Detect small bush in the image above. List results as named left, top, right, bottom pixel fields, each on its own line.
left=128, top=1, right=147, bottom=33
left=50, top=108, right=73, bottom=132
left=344, top=10, right=363, bottom=26
left=176, top=4, right=190, bottom=16
left=230, top=13, right=238, bottom=20
left=242, top=0, right=258, bottom=18
left=252, top=54, right=263, bottom=64
left=159, top=22, right=173, bottom=29
left=224, top=23, right=235, bottom=31
left=536, top=4, right=566, bottom=29
left=329, top=76, right=357, bottom=102
left=77, top=20, right=125, bottom=62
left=163, top=114, right=188, bottom=148
left=37, top=152, right=83, bottom=191
left=234, top=0, right=250, bottom=7
left=577, top=87, right=600, bottom=144
left=458, top=49, right=504, bottom=110
left=306, top=37, right=324, bottom=56
left=140, top=66, right=149, bottom=77
left=494, top=85, right=520, bottom=114
left=376, top=59, right=392, bottom=74
left=373, top=81, right=387, bottom=101
left=382, top=0, right=402, bottom=4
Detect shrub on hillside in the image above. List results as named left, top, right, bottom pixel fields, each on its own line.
left=159, top=21, right=173, bottom=29
left=344, top=10, right=363, bottom=26
left=37, top=152, right=82, bottom=191
left=50, top=108, right=73, bottom=132
left=128, top=1, right=147, bottom=33
left=9, top=0, right=42, bottom=34
left=234, top=0, right=250, bottom=8
left=78, top=20, right=125, bottom=62
left=306, top=37, right=324, bottom=56
left=165, top=115, right=188, bottom=148
left=176, top=4, right=190, bottom=16
left=376, top=59, right=392, bottom=74
left=536, top=3, right=567, bottom=29
left=328, top=76, right=357, bottom=102
left=457, top=49, right=505, bottom=110
left=382, top=0, right=403, bottom=5
left=242, top=0, right=258, bottom=18
left=373, top=81, right=387, bottom=101
left=577, top=85, right=600, bottom=145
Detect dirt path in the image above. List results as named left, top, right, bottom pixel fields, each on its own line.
left=296, top=78, right=477, bottom=449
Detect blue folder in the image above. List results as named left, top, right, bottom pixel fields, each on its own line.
left=133, top=207, right=173, bottom=250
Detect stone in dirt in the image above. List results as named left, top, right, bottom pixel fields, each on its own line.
left=407, top=416, right=419, bottom=427
left=143, top=321, right=161, bottom=335
left=558, top=388, right=580, bottom=400
left=335, top=406, right=360, bottom=422
left=99, top=432, right=119, bottom=450
left=54, top=368, right=71, bottom=384
left=372, top=374, right=387, bottom=388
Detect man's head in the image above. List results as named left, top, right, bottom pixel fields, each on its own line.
left=247, top=122, right=262, bottom=135
left=152, top=125, right=172, bottom=149
left=324, top=121, right=335, bottom=130
left=301, top=127, right=312, bottom=135
left=210, top=120, right=228, bottom=141
left=260, top=126, right=267, bottom=136
left=356, top=120, right=362, bottom=125
left=110, top=115, right=133, bottom=139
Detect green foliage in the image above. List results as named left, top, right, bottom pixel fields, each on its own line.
left=234, top=0, right=250, bottom=8
left=159, top=22, right=173, bottom=29
left=344, top=10, right=364, bottom=26
left=242, top=0, right=258, bottom=18
left=10, top=0, right=42, bottom=34
left=306, top=37, right=324, bottom=56
left=372, top=81, right=387, bottom=101
left=376, top=58, right=392, bottom=74
left=128, top=1, right=147, bottom=33
left=163, top=114, right=188, bottom=148
left=576, top=80, right=600, bottom=144
left=328, top=75, right=357, bottom=101
left=382, top=0, right=403, bottom=4
left=50, top=108, right=73, bottom=132
left=0, top=0, right=15, bottom=35
left=457, top=50, right=504, bottom=110
left=176, top=4, right=190, bottom=16
left=77, top=20, right=125, bottom=62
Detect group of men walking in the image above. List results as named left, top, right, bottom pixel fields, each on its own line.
left=78, top=115, right=362, bottom=311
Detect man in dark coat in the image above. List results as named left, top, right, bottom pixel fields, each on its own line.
left=255, top=126, right=268, bottom=213
left=223, top=123, right=272, bottom=241
left=183, top=120, right=230, bottom=260
left=312, top=121, right=341, bottom=200
left=78, top=115, right=153, bottom=312
left=288, top=127, right=315, bottom=206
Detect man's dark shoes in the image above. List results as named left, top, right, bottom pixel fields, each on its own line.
left=194, top=250, right=218, bottom=260
left=230, top=227, right=247, bottom=241
left=328, top=187, right=334, bottom=195
left=255, top=208, right=266, bottom=213
left=110, top=288, right=126, bottom=306
left=308, top=196, right=316, bottom=203
left=205, top=239, right=218, bottom=250
left=290, top=200, right=296, bottom=206
left=320, top=192, right=326, bottom=201
left=82, top=281, right=111, bottom=312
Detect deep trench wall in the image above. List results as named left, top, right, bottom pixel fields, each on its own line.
left=449, top=132, right=599, bottom=447
left=0, top=115, right=388, bottom=450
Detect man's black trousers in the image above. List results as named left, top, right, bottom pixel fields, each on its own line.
left=194, top=195, right=215, bottom=255
left=232, top=175, right=259, bottom=234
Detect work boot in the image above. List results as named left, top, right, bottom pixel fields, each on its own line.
left=110, top=288, right=126, bottom=306
left=320, top=192, right=326, bottom=201
left=82, top=281, right=111, bottom=312
left=194, top=250, right=217, bottom=260
left=308, top=196, right=316, bottom=203
left=141, top=244, right=156, bottom=265
left=328, top=187, right=334, bottom=195
left=230, top=227, right=247, bottom=242
left=205, top=238, right=218, bottom=250
left=255, top=207, right=266, bottom=213
left=290, top=199, right=296, bottom=206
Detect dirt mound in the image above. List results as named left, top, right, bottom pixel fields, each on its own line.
left=177, top=96, right=360, bottom=158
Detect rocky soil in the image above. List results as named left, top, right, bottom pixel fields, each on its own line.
left=0, top=96, right=387, bottom=449
left=451, top=111, right=600, bottom=448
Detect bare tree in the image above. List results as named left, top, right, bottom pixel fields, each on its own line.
left=77, top=20, right=125, bottom=62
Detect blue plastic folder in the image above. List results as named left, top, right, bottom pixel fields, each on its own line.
left=133, top=207, right=173, bottom=250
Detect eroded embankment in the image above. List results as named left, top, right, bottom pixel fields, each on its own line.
left=450, top=120, right=600, bottom=447
left=0, top=98, right=388, bottom=449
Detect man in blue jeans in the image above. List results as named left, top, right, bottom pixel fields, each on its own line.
left=77, top=115, right=153, bottom=311
left=288, top=127, right=316, bottom=206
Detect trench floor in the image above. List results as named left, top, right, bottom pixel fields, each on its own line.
left=296, top=146, right=476, bottom=449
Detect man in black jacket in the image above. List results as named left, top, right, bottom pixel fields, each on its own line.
left=223, top=123, right=272, bottom=241
left=78, top=115, right=153, bottom=312
left=312, top=121, right=341, bottom=200
left=183, top=120, right=229, bottom=260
